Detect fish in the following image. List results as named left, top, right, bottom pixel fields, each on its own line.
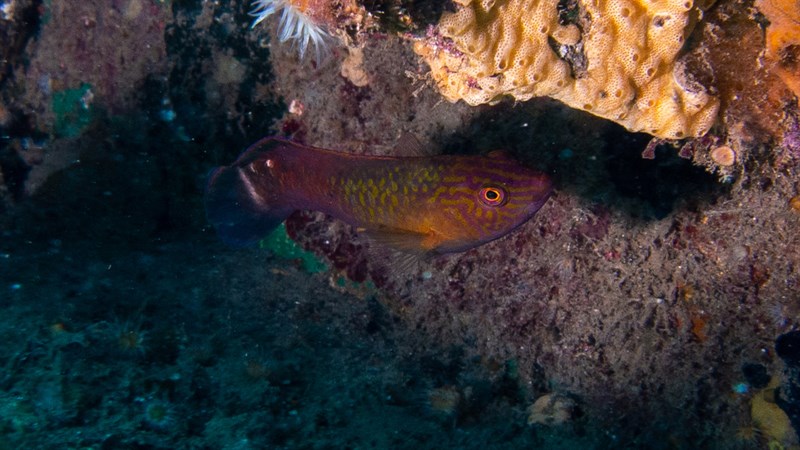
left=205, top=137, right=552, bottom=255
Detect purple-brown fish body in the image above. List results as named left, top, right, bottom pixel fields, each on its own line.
left=206, top=138, right=552, bottom=254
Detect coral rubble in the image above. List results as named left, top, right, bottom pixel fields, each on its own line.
left=413, top=0, right=720, bottom=139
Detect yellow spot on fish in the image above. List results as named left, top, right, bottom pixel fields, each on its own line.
left=448, top=186, right=466, bottom=196
left=430, top=186, right=447, bottom=202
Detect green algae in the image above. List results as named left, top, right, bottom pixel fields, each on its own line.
left=52, top=83, right=95, bottom=138
left=259, top=223, right=327, bottom=273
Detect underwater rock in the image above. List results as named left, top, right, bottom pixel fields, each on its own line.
left=777, top=331, right=800, bottom=366
left=527, top=393, right=578, bottom=426
left=742, top=363, right=771, bottom=390
left=776, top=331, right=800, bottom=441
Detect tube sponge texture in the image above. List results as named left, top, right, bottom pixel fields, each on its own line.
left=413, top=0, right=720, bottom=139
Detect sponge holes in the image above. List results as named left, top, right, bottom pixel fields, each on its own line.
left=652, top=15, right=670, bottom=28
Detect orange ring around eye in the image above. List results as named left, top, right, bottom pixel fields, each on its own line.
left=479, top=186, right=506, bottom=206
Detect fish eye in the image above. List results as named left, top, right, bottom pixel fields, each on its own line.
left=478, top=186, right=507, bottom=207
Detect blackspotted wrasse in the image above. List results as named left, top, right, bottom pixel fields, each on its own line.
left=205, top=137, right=552, bottom=255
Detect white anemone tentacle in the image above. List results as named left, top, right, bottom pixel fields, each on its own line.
left=249, top=0, right=330, bottom=61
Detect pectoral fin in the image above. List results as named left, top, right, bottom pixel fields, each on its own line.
left=360, top=226, right=432, bottom=274
left=361, top=226, right=432, bottom=255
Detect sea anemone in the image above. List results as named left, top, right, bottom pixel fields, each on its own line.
left=141, top=397, right=176, bottom=431
left=249, top=0, right=332, bottom=61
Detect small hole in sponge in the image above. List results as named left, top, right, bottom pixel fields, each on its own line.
left=621, top=8, right=631, bottom=17
left=779, top=44, right=800, bottom=69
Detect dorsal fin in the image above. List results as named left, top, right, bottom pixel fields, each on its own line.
left=392, top=131, right=428, bottom=157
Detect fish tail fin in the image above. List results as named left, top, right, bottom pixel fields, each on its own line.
left=205, top=139, right=292, bottom=246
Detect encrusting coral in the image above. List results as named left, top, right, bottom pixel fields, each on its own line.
left=413, top=0, right=720, bottom=139
left=756, top=0, right=800, bottom=100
